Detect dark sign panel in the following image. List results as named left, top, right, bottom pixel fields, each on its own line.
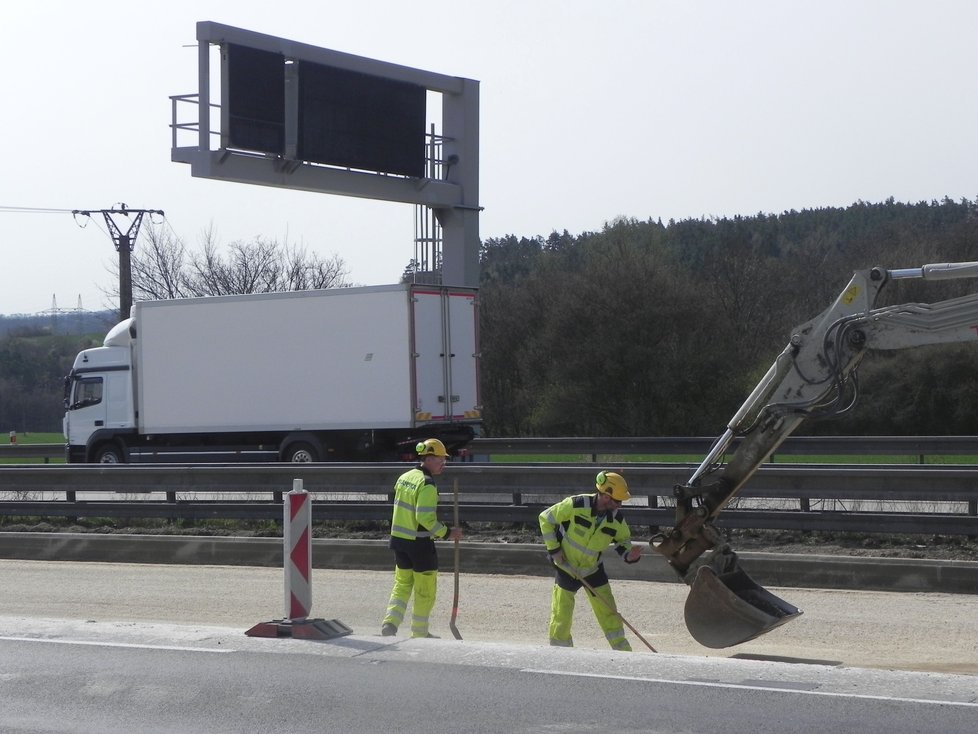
left=226, top=44, right=285, bottom=155
left=297, top=61, right=426, bottom=178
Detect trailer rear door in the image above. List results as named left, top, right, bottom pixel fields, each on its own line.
left=411, top=287, right=479, bottom=423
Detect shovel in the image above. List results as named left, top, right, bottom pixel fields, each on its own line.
left=448, top=478, right=462, bottom=640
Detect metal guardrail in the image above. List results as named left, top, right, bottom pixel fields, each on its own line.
left=467, top=435, right=978, bottom=460
left=0, top=444, right=63, bottom=462
left=0, top=462, right=976, bottom=496
left=0, top=462, right=975, bottom=536
left=4, top=435, right=978, bottom=463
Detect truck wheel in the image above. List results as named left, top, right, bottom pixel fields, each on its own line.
left=94, top=444, right=124, bottom=464
left=285, top=442, right=318, bottom=463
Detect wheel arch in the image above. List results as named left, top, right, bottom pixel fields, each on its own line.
left=279, top=432, right=326, bottom=462
left=86, top=430, right=130, bottom=463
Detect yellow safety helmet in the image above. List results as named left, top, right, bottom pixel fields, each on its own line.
left=416, top=438, right=449, bottom=458
left=595, top=470, right=630, bottom=502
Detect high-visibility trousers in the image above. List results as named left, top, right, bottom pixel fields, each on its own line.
left=382, top=566, right=414, bottom=630
left=409, top=570, right=437, bottom=637
left=548, top=583, right=631, bottom=651
left=382, top=566, right=438, bottom=637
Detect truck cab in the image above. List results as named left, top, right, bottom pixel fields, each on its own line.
left=63, top=319, right=136, bottom=463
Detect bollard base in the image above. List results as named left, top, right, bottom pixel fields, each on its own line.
left=245, top=617, right=353, bottom=640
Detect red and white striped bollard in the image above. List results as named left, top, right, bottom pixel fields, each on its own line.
left=245, top=477, right=351, bottom=640
left=285, top=478, right=312, bottom=620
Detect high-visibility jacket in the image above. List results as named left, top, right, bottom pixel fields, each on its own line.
left=390, top=467, right=449, bottom=541
left=539, top=494, right=634, bottom=577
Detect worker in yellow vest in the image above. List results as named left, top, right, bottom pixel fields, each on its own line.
left=539, top=470, right=642, bottom=650
left=381, top=438, right=462, bottom=638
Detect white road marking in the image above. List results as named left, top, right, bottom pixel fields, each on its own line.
left=0, top=635, right=234, bottom=653
left=521, top=669, right=978, bottom=708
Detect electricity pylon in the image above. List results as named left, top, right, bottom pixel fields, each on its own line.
left=73, top=203, right=164, bottom=320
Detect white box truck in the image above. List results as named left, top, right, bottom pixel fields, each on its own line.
left=63, top=284, right=480, bottom=463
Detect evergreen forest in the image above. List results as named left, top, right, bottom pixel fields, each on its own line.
left=1, top=197, right=975, bottom=438
left=478, top=198, right=977, bottom=437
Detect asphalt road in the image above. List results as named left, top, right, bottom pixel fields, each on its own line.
left=1, top=616, right=976, bottom=734
left=1, top=560, right=976, bottom=733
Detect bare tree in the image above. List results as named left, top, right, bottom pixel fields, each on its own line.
left=105, top=224, right=351, bottom=303
left=186, top=236, right=281, bottom=296
left=281, top=245, right=350, bottom=291
left=102, top=223, right=191, bottom=302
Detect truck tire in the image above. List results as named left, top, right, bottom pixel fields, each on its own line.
left=94, top=443, right=124, bottom=464
left=285, top=442, right=318, bottom=463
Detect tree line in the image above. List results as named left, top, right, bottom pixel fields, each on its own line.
left=0, top=326, right=100, bottom=433
left=477, top=198, right=977, bottom=437
left=1, top=197, right=975, bottom=437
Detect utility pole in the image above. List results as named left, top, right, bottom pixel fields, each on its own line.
left=72, top=203, right=164, bottom=320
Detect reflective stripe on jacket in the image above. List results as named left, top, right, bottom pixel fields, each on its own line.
left=539, top=494, right=633, bottom=577
left=390, top=467, right=448, bottom=540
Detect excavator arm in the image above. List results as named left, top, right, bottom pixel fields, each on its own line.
left=654, top=261, right=978, bottom=648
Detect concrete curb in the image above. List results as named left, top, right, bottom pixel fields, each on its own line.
left=1, top=532, right=975, bottom=595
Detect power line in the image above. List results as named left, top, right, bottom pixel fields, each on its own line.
left=0, top=205, right=76, bottom=214
left=1, top=203, right=177, bottom=316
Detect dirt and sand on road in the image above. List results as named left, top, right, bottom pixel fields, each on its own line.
left=1, top=559, right=974, bottom=676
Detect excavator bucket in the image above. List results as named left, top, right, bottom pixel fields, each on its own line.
left=684, top=565, right=803, bottom=649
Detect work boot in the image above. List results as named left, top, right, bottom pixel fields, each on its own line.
left=381, top=623, right=398, bottom=637
left=549, top=638, right=574, bottom=647
left=414, top=632, right=440, bottom=639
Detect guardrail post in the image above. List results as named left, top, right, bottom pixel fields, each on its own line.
left=245, top=478, right=352, bottom=640
left=64, top=489, right=77, bottom=524
left=799, top=495, right=812, bottom=536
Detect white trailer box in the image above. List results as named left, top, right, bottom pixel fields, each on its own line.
left=64, top=284, right=479, bottom=463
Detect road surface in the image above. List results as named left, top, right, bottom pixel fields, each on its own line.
left=2, top=560, right=976, bottom=733
left=0, top=559, right=974, bottom=674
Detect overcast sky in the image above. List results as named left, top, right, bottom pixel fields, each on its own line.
left=1, top=0, right=975, bottom=316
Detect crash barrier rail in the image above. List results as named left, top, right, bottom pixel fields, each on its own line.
left=0, top=444, right=63, bottom=462
left=466, top=435, right=978, bottom=462
left=4, top=435, right=978, bottom=464
left=0, top=462, right=975, bottom=536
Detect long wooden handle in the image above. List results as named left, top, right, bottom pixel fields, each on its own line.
left=449, top=478, right=462, bottom=640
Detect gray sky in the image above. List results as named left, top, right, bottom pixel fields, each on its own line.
left=1, top=0, right=975, bottom=316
